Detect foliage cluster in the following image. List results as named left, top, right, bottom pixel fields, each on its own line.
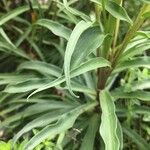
left=0, top=0, right=150, bottom=150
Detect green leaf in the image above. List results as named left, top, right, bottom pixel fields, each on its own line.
left=64, top=20, right=92, bottom=97
left=80, top=114, right=99, bottom=150
left=63, top=0, right=91, bottom=22
left=64, top=81, right=96, bottom=96
left=71, top=57, right=110, bottom=77
left=0, top=101, right=73, bottom=128
left=13, top=109, right=73, bottom=144
left=24, top=102, right=97, bottom=150
left=90, top=0, right=101, bottom=5
left=71, top=26, right=106, bottom=69
left=117, top=121, right=123, bottom=150
left=28, top=57, right=110, bottom=98
left=27, top=77, right=65, bottom=99
left=123, top=127, right=150, bottom=150
left=114, top=57, right=150, bottom=73
left=0, top=104, right=23, bottom=116
left=121, top=41, right=150, bottom=60
left=5, top=57, right=108, bottom=94
left=0, top=5, right=48, bottom=26
left=0, top=41, right=30, bottom=59
left=4, top=78, right=54, bottom=93
left=0, top=74, right=36, bottom=85
left=0, top=6, right=29, bottom=26
left=35, top=19, right=72, bottom=40
left=130, top=79, right=150, bottom=91
left=18, top=61, right=62, bottom=77
left=136, top=31, right=150, bottom=38
left=99, top=90, right=120, bottom=150
left=105, top=1, right=132, bottom=24
left=112, top=89, right=150, bottom=101
left=134, top=106, right=150, bottom=115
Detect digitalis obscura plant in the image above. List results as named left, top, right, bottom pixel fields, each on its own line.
left=0, top=0, right=150, bottom=150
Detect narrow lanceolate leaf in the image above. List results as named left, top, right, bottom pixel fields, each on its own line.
left=0, top=74, right=36, bottom=84
left=130, top=79, right=150, bottom=91
left=24, top=102, right=97, bottom=150
left=136, top=31, right=150, bottom=38
left=4, top=78, right=54, bottom=93
left=90, top=0, right=101, bottom=5
left=105, top=1, right=132, bottom=24
left=63, top=0, right=91, bottom=21
left=113, top=57, right=150, bottom=73
left=64, top=21, right=92, bottom=97
left=0, top=101, right=73, bottom=128
left=117, top=121, right=123, bottom=150
left=35, top=19, right=72, bottom=40
left=123, top=127, right=150, bottom=150
left=18, top=61, right=62, bottom=77
left=121, top=42, right=150, bottom=60
left=71, top=57, right=111, bottom=77
left=80, top=114, right=99, bottom=150
left=112, top=89, right=150, bottom=101
left=28, top=57, right=110, bottom=98
left=13, top=109, right=72, bottom=144
left=64, top=81, right=96, bottom=96
left=0, top=6, right=29, bottom=26
left=0, top=5, right=48, bottom=26
left=71, top=26, right=106, bottom=69
left=100, top=90, right=120, bottom=150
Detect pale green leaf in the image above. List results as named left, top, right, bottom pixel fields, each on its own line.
left=90, top=0, right=101, bottom=5
left=24, top=102, right=97, bottom=150
left=0, top=74, right=36, bottom=85
left=63, top=0, right=91, bottom=21
left=112, top=89, right=150, bottom=101
left=0, top=101, right=73, bottom=128
left=105, top=1, right=132, bottom=24
left=64, top=81, right=96, bottom=96
left=99, top=90, right=120, bottom=150
left=71, top=26, right=106, bottom=69
left=4, top=78, right=54, bottom=93
left=0, top=6, right=29, bottom=26
left=18, top=61, right=62, bottom=77
left=121, top=42, right=150, bottom=60
left=35, top=19, right=72, bottom=40
left=64, top=20, right=92, bottom=96
left=13, top=109, right=73, bottom=144
left=0, top=41, right=30, bottom=59
left=114, top=57, right=150, bottom=73
left=136, top=31, right=150, bottom=38
left=131, top=79, right=150, bottom=91
left=71, top=57, right=111, bottom=77
left=117, top=121, right=123, bottom=150
left=28, top=57, right=110, bottom=98
left=0, top=5, right=48, bottom=26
